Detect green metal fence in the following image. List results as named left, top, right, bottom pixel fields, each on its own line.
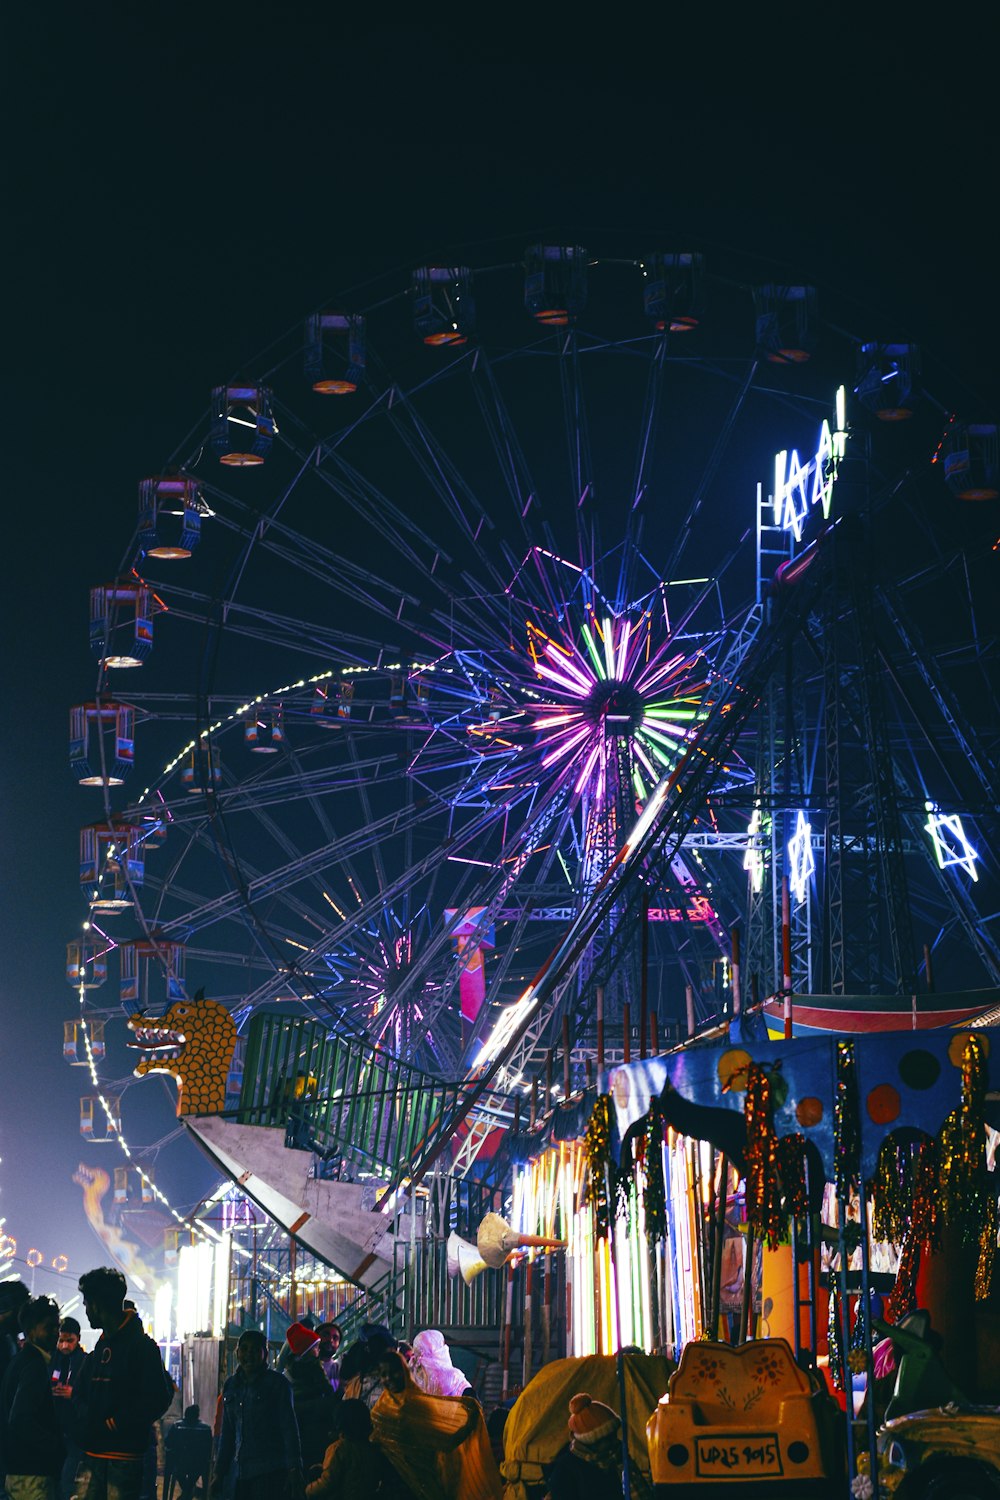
left=236, top=1013, right=469, bottom=1180
left=333, top=1236, right=511, bottom=1346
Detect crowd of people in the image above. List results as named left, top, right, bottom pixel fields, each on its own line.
left=1, top=1273, right=631, bottom=1500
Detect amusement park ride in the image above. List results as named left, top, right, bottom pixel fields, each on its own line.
left=66, top=245, right=1000, bottom=1491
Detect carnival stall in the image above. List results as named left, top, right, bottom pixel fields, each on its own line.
left=498, top=1028, right=998, bottom=1492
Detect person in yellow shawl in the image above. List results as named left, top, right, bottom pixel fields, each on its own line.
left=370, top=1351, right=502, bottom=1500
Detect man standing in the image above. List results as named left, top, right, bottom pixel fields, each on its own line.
left=212, top=1329, right=302, bottom=1500
left=163, top=1406, right=212, bottom=1500
left=313, top=1327, right=340, bottom=1393
left=0, top=1285, right=30, bottom=1393
left=0, top=1282, right=31, bottom=1500
left=0, top=1295, right=65, bottom=1500
left=51, top=1320, right=87, bottom=1500
left=72, top=1268, right=173, bottom=1500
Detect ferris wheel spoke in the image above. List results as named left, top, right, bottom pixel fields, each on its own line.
left=419, top=784, right=587, bottom=1049
left=615, top=332, right=671, bottom=605
left=231, top=793, right=517, bottom=1013
left=150, top=791, right=448, bottom=941
left=557, top=330, right=595, bottom=565
left=210, top=774, right=386, bottom=943
left=466, top=350, right=545, bottom=542
left=199, top=460, right=443, bottom=624
left=286, top=432, right=454, bottom=578
left=661, top=355, right=760, bottom=582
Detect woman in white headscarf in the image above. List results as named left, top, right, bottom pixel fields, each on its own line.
left=409, top=1330, right=471, bottom=1399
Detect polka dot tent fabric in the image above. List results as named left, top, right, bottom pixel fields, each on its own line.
left=607, top=1032, right=993, bottom=1182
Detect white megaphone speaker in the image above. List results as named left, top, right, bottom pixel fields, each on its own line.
left=476, top=1211, right=567, bottom=1270
left=446, top=1231, right=489, bottom=1286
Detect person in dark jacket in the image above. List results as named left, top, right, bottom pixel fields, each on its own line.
left=282, top=1326, right=337, bottom=1474
left=313, top=1326, right=340, bottom=1394
left=0, top=1294, right=65, bottom=1500
left=72, top=1268, right=173, bottom=1500
left=0, top=1280, right=30, bottom=1500
left=164, top=1406, right=212, bottom=1500
left=304, top=1400, right=388, bottom=1499
left=52, top=1318, right=87, bottom=1500
left=542, top=1392, right=625, bottom=1500
left=211, top=1329, right=302, bottom=1500
left=338, top=1326, right=397, bottom=1412
left=0, top=1284, right=30, bottom=1391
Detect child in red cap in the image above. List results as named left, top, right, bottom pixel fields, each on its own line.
left=543, top=1393, right=626, bottom=1500
left=285, top=1323, right=320, bottom=1359
left=283, top=1323, right=337, bottom=1474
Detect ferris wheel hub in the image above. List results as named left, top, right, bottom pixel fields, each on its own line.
left=581, top=679, right=646, bottom=735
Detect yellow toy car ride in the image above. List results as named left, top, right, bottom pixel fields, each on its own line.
left=647, top=1337, right=844, bottom=1497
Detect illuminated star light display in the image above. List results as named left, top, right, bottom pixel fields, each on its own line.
left=773, top=386, right=848, bottom=541
left=744, top=804, right=765, bottom=893
left=924, top=802, right=979, bottom=881
left=787, top=810, right=815, bottom=904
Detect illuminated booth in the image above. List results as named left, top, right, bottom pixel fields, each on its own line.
left=499, top=1030, right=996, bottom=1385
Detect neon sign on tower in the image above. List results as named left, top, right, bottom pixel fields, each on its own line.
left=773, top=387, right=848, bottom=540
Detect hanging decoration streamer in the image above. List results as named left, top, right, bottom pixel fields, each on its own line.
left=776, top=1132, right=809, bottom=1221
left=882, top=1139, right=939, bottom=1325
left=827, top=1284, right=844, bottom=1391
left=584, top=1094, right=615, bottom=1239
left=872, top=1134, right=927, bottom=1245
left=834, top=1040, right=860, bottom=1203
left=743, top=1063, right=784, bottom=1250
left=641, top=1099, right=667, bottom=1243
left=976, top=1195, right=997, bottom=1304
left=939, top=1033, right=990, bottom=1246
left=848, top=1288, right=880, bottom=1376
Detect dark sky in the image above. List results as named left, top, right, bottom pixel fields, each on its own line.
left=3, top=11, right=998, bottom=1302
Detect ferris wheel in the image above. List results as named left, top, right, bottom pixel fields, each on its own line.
left=73, top=244, right=1000, bottom=1097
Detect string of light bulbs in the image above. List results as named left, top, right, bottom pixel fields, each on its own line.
left=75, top=951, right=220, bottom=1248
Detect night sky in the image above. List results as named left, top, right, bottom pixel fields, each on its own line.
left=3, top=11, right=998, bottom=1305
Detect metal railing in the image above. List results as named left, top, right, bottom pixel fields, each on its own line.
left=236, top=1014, right=469, bottom=1180
left=396, top=1236, right=507, bottom=1336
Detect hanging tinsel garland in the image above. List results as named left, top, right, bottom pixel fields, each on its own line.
left=939, top=1033, right=990, bottom=1246
left=882, top=1139, right=940, bottom=1325
left=584, top=1093, right=616, bottom=1239
left=641, top=1098, right=667, bottom=1243
left=834, top=1040, right=861, bottom=1204
left=872, top=1134, right=926, bottom=1245
left=777, top=1132, right=809, bottom=1221
left=743, top=1063, right=785, bottom=1250
left=827, top=1285, right=845, bottom=1391
left=877, top=1036, right=995, bottom=1312
left=848, top=1288, right=880, bottom=1375
left=976, top=1195, right=997, bottom=1303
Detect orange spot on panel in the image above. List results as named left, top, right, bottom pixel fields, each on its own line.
left=795, top=1096, right=823, bottom=1129
left=718, top=1048, right=752, bottom=1093
left=866, top=1084, right=901, bottom=1126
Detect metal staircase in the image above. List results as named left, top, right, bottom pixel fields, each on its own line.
left=235, top=1013, right=478, bottom=1181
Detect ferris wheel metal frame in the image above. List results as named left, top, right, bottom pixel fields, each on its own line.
left=72, top=244, right=1000, bottom=1132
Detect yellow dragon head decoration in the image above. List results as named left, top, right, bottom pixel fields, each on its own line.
left=128, top=989, right=237, bottom=1117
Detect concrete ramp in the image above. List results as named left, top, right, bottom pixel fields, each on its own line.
left=186, top=1116, right=394, bottom=1286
